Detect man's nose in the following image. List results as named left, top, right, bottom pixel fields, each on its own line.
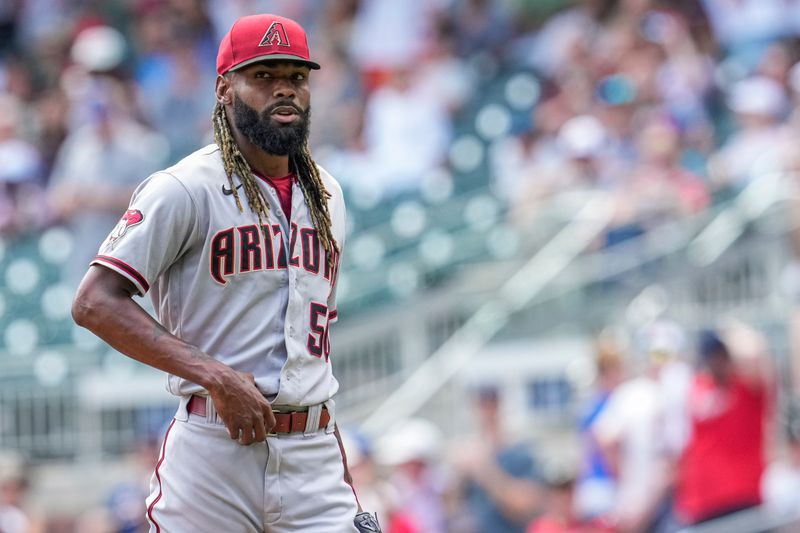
left=272, top=79, right=296, bottom=99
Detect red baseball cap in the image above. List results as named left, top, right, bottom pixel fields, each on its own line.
left=216, top=14, right=320, bottom=75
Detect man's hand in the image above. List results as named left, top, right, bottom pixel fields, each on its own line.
left=208, top=369, right=276, bottom=445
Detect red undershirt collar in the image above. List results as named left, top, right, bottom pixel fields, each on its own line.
left=254, top=171, right=294, bottom=219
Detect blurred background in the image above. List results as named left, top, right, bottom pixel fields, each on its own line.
left=3, top=0, right=800, bottom=531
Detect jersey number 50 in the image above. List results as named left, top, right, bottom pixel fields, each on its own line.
left=307, top=302, right=331, bottom=361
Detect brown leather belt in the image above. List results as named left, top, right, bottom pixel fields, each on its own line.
left=187, top=395, right=330, bottom=434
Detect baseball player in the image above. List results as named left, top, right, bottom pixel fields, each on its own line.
left=71, top=13, right=381, bottom=533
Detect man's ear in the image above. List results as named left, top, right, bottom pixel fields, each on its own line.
left=215, top=74, right=232, bottom=105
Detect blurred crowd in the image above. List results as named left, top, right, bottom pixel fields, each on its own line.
left=335, top=319, right=784, bottom=533
left=4, top=0, right=800, bottom=282
left=491, top=0, right=800, bottom=244
left=4, top=0, right=800, bottom=266
left=1, top=318, right=792, bottom=532
left=4, top=0, right=800, bottom=531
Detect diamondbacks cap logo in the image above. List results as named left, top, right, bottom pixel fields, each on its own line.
left=108, top=209, right=144, bottom=243
left=259, top=21, right=290, bottom=47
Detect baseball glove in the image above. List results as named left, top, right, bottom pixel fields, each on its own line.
left=354, top=511, right=382, bottom=532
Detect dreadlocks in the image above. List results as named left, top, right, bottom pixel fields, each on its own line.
left=212, top=102, right=339, bottom=264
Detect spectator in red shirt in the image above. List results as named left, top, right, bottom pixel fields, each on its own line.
left=674, top=326, right=772, bottom=526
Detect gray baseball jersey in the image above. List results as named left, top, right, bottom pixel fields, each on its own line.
left=92, top=143, right=345, bottom=406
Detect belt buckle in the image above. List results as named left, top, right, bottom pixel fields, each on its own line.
left=267, top=408, right=282, bottom=437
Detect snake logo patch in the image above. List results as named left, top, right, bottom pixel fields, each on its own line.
left=108, top=209, right=144, bottom=243
left=259, top=21, right=290, bottom=47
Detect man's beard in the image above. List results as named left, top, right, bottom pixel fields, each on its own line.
left=232, top=96, right=310, bottom=156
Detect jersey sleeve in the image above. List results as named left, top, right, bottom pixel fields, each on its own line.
left=326, top=211, right=346, bottom=325
left=91, top=172, right=198, bottom=296
left=318, top=165, right=346, bottom=325
left=327, top=271, right=340, bottom=324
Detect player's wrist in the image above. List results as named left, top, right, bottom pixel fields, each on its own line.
left=197, top=359, right=234, bottom=393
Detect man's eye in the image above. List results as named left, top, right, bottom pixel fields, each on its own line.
left=292, top=73, right=306, bottom=81
left=255, top=72, right=271, bottom=79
